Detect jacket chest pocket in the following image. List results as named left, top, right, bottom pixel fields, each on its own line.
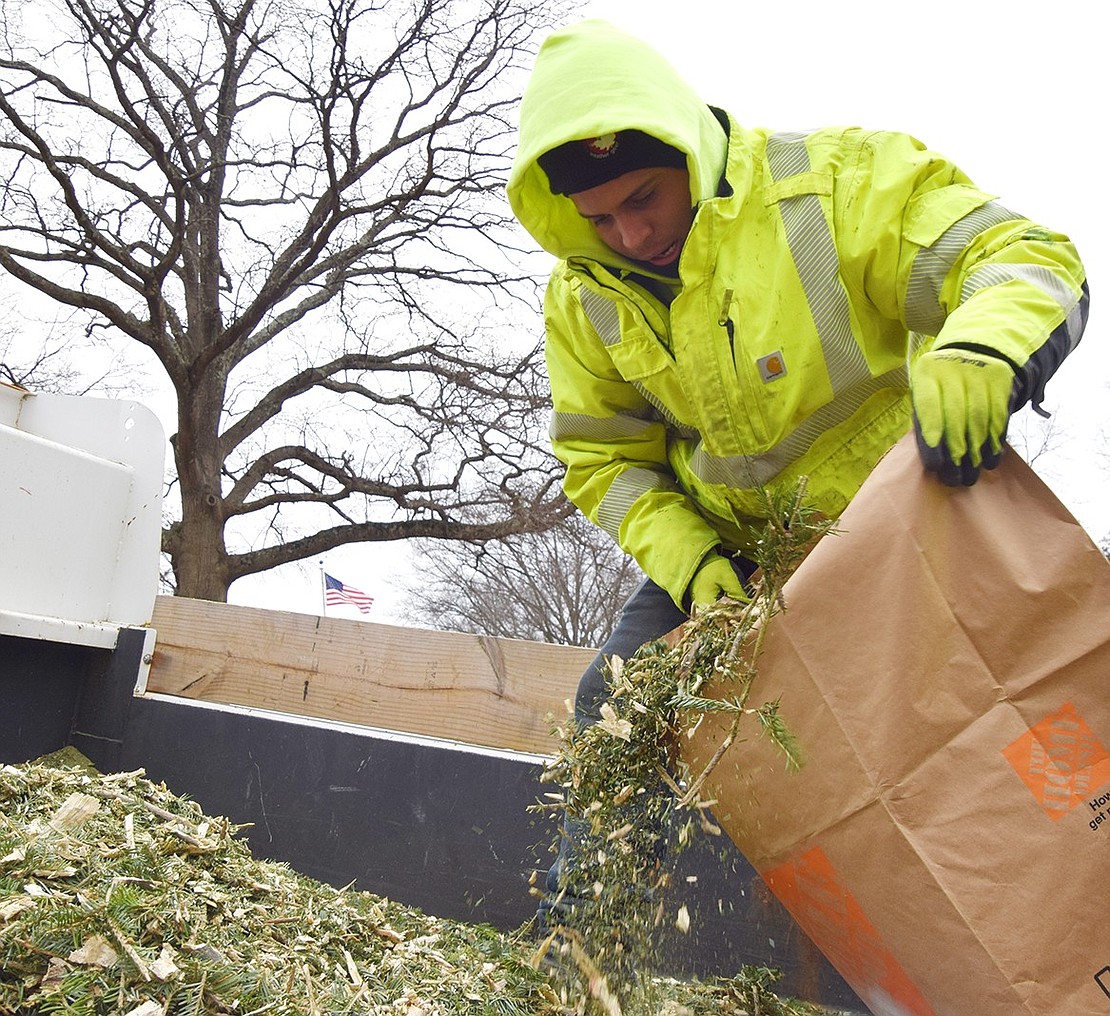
left=604, top=327, right=699, bottom=431
left=605, top=328, right=671, bottom=380
left=576, top=282, right=698, bottom=426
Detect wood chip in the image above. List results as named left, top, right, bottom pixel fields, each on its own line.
left=68, top=934, right=119, bottom=968
left=48, top=792, right=101, bottom=833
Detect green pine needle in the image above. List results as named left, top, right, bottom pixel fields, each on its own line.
left=756, top=700, right=805, bottom=771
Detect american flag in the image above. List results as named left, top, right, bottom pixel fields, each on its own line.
left=324, top=572, right=374, bottom=613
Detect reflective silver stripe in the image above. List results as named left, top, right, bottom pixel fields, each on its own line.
left=1062, top=291, right=1087, bottom=354
left=578, top=286, right=622, bottom=346
left=962, top=262, right=1077, bottom=312
left=685, top=364, right=909, bottom=487
left=596, top=467, right=673, bottom=540
left=765, top=130, right=812, bottom=178
left=549, top=410, right=657, bottom=443
left=765, top=132, right=871, bottom=396
left=905, top=202, right=1023, bottom=334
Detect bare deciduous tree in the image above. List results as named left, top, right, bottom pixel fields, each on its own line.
left=1010, top=400, right=1109, bottom=555
left=1, top=296, right=130, bottom=395
left=400, top=510, right=643, bottom=647
left=0, top=0, right=569, bottom=600
left=1007, top=404, right=1064, bottom=468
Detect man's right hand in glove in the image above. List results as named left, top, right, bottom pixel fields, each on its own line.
left=688, top=553, right=749, bottom=611
left=911, top=346, right=1016, bottom=487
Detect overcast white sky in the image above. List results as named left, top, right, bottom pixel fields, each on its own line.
left=234, top=0, right=1106, bottom=621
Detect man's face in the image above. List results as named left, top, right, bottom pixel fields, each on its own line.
left=570, top=166, right=694, bottom=269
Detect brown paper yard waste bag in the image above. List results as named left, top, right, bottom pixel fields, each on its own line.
left=682, top=434, right=1110, bottom=1016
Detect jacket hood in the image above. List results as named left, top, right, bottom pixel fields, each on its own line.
left=507, top=20, right=727, bottom=269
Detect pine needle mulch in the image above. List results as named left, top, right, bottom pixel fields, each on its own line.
left=1, top=758, right=843, bottom=1016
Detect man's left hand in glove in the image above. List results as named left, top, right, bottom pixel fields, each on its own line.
left=911, top=347, right=1017, bottom=487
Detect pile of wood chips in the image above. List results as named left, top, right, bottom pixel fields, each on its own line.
left=0, top=754, right=843, bottom=1015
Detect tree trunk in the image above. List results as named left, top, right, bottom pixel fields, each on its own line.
left=170, top=373, right=231, bottom=600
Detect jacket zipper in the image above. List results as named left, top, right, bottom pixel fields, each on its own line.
left=718, top=289, right=736, bottom=357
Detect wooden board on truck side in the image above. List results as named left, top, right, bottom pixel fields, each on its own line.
left=147, top=596, right=594, bottom=755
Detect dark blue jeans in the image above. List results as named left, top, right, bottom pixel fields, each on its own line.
left=571, top=577, right=687, bottom=727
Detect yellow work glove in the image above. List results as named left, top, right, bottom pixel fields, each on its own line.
left=687, top=553, right=749, bottom=611
left=910, top=347, right=1016, bottom=487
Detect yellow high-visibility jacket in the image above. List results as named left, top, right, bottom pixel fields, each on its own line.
left=507, top=20, right=1088, bottom=609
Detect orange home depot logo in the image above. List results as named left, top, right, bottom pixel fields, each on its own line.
left=763, top=847, right=937, bottom=1016
left=1001, top=702, right=1110, bottom=821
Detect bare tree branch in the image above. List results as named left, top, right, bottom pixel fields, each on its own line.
left=400, top=509, right=643, bottom=648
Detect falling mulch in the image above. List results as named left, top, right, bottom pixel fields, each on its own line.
left=532, top=483, right=847, bottom=1016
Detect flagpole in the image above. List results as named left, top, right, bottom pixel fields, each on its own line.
left=319, top=560, right=327, bottom=617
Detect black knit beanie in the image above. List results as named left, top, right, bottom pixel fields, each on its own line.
left=538, top=129, right=687, bottom=196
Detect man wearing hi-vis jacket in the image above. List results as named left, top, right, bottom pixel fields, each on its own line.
left=505, top=19, right=1089, bottom=933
